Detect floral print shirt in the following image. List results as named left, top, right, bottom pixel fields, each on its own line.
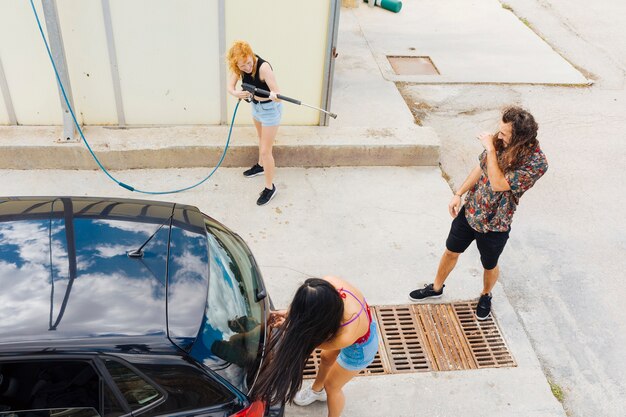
left=464, top=146, right=548, bottom=233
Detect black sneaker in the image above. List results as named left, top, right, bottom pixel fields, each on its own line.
left=256, top=185, right=277, bottom=206
left=476, top=293, right=492, bottom=320
left=243, top=163, right=264, bottom=178
left=409, top=283, right=444, bottom=302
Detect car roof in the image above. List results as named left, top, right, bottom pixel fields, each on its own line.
left=0, top=196, right=210, bottom=352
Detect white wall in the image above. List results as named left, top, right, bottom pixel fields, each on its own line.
left=107, top=0, right=221, bottom=125
left=0, top=64, right=9, bottom=124
left=57, top=0, right=117, bottom=125
left=0, top=0, right=332, bottom=126
left=225, top=0, right=331, bottom=125
left=0, top=0, right=62, bottom=124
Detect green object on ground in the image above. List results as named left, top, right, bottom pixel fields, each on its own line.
left=364, top=0, right=402, bottom=13
left=380, top=0, right=402, bottom=13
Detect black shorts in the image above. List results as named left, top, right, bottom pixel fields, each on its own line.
left=445, top=206, right=510, bottom=270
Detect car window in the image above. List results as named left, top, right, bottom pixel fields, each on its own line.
left=103, top=360, right=161, bottom=412
left=130, top=362, right=234, bottom=416
left=101, top=384, right=125, bottom=417
left=189, top=220, right=265, bottom=392
left=0, top=361, right=101, bottom=415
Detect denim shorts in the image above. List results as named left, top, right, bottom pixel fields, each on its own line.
left=337, top=321, right=379, bottom=371
left=251, top=100, right=283, bottom=126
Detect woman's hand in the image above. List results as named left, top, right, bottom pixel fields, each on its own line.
left=269, top=310, right=287, bottom=328
left=233, top=89, right=252, bottom=100
left=269, top=91, right=278, bottom=101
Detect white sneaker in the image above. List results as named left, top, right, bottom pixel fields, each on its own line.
left=293, top=386, right=327, bottom=406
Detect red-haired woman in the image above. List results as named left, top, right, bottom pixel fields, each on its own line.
left=226, top=40, right=282, bottom=206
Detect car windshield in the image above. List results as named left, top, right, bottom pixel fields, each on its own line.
left=189, top=219, right=266, bottom=393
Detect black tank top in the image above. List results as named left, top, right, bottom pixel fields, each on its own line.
left=241, top=55, right=272, bottom=103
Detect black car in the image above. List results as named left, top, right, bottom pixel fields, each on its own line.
left=0, top=197, right=279, bottom=417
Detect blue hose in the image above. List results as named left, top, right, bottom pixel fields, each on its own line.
left=30, top=0, right=238, bottom=195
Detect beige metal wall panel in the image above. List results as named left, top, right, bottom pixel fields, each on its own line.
left=0, top=1, right=62, bottom=124
left=225, top=0, right=330, bottom=126
left=0, top=90, right=8, bottom=124
left=56, top=0, right=117, bottom=125
left=109, top=0, right=221, bottom=124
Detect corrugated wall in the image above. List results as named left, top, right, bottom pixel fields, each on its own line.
left=0, top=0, right=332, bottom=126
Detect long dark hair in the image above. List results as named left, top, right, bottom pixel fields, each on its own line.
left=495, top=106, right=539, bottom=172
left=251, top=278, right=344, bottom=405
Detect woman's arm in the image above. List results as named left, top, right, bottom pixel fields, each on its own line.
left=259, top=62, right=281, bottom=101
left=227, top=72, right=250, bottom=100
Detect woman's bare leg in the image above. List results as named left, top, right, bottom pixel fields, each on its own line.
left=260, top=125, right=279, bottom=189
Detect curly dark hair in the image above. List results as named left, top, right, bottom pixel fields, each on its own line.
left=495, top=106, right=539, bottom=172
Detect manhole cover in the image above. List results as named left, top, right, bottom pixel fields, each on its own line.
left=387, top=56, right=439, bottom=75
left=303, top=302, right=515, bottom=379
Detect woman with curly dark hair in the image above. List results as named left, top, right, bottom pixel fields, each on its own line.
left=252, top=276, right=378, bottom=417
left=409, top=106, right=548, bottom=320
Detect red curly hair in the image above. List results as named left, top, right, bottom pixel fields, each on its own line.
left=226, top=40, right=257, bottom=78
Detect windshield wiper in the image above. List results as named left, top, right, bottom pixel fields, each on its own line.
left=127, top=214, right=173, bottom=258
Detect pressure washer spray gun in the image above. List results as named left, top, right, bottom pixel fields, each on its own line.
left=241, top=83, right=337, bottom=119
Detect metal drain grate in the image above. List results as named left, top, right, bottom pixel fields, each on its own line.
left=302, top=301, right=514, bottom=379
left=373, top=305, right=431, bottom=373
left=412, top=304, right=476, bottom=371
left=303, top=349, right=386, bottom=379
left=453, top=302, right=516, bottom=368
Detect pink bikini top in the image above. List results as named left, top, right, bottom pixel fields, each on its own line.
left=338, top=288, right=372, bottom=344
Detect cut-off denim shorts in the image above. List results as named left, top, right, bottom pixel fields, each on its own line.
left=336, top=320, right=379, bottom=371
left=251, top=100, right=283, bottom=126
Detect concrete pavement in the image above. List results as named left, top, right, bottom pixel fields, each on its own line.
left=3, top=0, right=618, bottom=415
left=398, top=0, right=626, bottom=415
left=0, top=166, right=566, bottom=417
left=350, top=0, right=588, bottom=85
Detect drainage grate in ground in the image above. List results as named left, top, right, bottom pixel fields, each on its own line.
left=303, top=302, right=515, bottom=379
left=303, top=348, right=387, bottom=380
left=412, top=303, right=477, bottom=371
left=453, top=302, right=516, bottom=368
left=373, top=305, right=432, bottom=373
left=387, top=55, right=440, bottom=75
